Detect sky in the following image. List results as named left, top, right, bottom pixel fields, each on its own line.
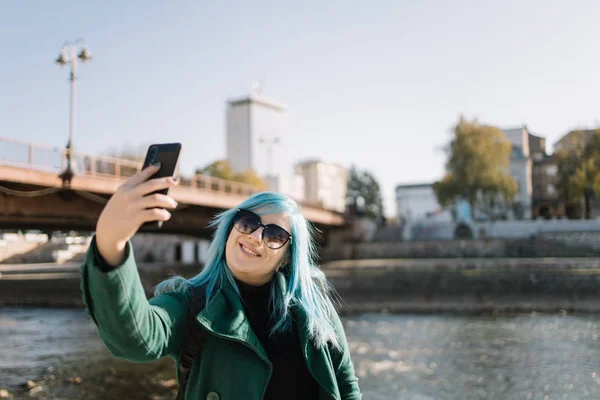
left=1, top=0, right=599, bottom=217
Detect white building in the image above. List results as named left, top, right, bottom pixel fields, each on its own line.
left=295, top=160, right=348, bottom=212
left=502, top=127, right=533, bottom=219
left=395, top=183, right=452, bottom=240
left=396, top=183, right=446, bottom=224
left=226, top=92, right=289, bottom=181
left=265, top=173, right=306, bottom=203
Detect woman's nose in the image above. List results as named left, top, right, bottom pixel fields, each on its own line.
left=247, top=226, right=264, bottom=244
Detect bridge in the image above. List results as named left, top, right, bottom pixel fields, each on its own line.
left=0, top=137, right=346, bottom=239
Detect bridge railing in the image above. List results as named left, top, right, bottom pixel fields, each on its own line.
left=0, top=137, right=342, bottom=212
left=0, top=137, right=66, bottom=172
left=78, top=154, right=141, bottom=178
left=0, top=137, right=142, bottom=178
left=0, top=137, right=261, bottom=198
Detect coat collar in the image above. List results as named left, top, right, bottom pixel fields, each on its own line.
left=194, top=276, right=340, bottom=399
left=195, top=277, right=269, bottom=362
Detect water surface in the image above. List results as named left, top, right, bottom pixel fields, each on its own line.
left=2, top=308, right=600, bottom=399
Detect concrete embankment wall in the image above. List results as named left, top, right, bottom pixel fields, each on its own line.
left=321, top=235, right=600, bottom=261
left=322, top=258, right=600, bottom=314
left=4, top=258, right=600, bottom=314
left=0, top=262, right=203, bottom=308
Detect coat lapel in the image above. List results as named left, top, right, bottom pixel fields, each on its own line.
left=195, top=281, right=270, bottom=364
left=293, top=304, right=340, bottom=400
left=193, top=277, right=340, bottom=399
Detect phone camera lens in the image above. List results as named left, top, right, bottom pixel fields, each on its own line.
left=149, top=146, right=158, bottom=162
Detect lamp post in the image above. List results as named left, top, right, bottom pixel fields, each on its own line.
left=55, top=38, right=92, bottom=186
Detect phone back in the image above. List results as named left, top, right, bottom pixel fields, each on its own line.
left=142, top=143, right=181, bottom=196
left=139, top=143, right=181, bottom=231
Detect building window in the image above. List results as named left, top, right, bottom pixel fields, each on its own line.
left=546, top=165, right=558, bottom=176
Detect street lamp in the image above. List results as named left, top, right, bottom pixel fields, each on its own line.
left=55, top=38, right=92, bottom=186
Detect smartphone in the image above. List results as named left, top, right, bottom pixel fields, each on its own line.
left=140, top=142, right=182, bottom=230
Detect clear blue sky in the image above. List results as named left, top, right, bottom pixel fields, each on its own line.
left=2, top=0, right=599, bottom=217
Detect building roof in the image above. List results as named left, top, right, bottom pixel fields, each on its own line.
left=553, top=128, right=598, bottom=151
left=295, top=158, right=347, bottom=170
left=227, top=94, right=288, bottom=112
left=528, top=133, right=546, bottom=155
left=396, top=182, right=433, bottom=191
left=501, top=126, right=527, bottom=133
left=501, top=127, right=530, bottom=150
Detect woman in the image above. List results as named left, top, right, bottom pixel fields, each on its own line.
left=80, top=163, right=362, bottom=400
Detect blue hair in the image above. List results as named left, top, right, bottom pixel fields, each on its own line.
left=154, top=191, right=340, bottom=349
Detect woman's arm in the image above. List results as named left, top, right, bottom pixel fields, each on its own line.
left=81, top=236, right=189, bottom=362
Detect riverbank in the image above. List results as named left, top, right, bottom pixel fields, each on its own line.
left=1, top=354, right=178, bottom=400
left=3, top=258, right=600, bottom=313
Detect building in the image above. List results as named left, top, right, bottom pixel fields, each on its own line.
left=500, top=126, right=568, bottom=219
left=531, top=156, right=560, bottom=218
left=529, top=134, right=562, bottom=219
left=529, top=133, right=546, bottom=157
left=264, top=173, right=306, bottom=203
left=395, top=183, right=445, bottom=224
left=295, top=160, right=348, bottom=213
left=553, top=128, right=597, bottom=153
left=225, top=92, right=289, bottom=181
left=395, top=183, right=453, bottom=240
left=502, top=127, right=533, bottom=219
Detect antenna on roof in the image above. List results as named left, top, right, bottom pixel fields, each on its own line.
left=251, top=80, right=263, bottom=95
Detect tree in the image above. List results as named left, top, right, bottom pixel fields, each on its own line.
left=196, top=160, right=235, bottom=180
left=196, top=160, right=268, bottom=191
left=554, top=128, right=600, bottom=219
left=233, top=169, right=269, bottom=191
left=433, top=116, right=518, bottom=219
left=346, top=165, right=385, bottom=222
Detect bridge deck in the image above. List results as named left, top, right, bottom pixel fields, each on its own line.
left=0, top=137, right=345, bottom=228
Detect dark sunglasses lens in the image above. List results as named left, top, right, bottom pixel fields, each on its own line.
left=234, top=211, right=259, bottom=234
left=264, top=226, right=290, bottom=249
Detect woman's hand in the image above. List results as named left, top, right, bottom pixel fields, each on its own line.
left=95, top=163, right=178, bottom=266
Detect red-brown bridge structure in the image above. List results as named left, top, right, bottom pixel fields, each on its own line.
left=0, top=137, right=346, bottom=241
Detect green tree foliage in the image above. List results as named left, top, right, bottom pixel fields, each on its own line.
left=233, top=169, right=269, bottom=191
left=346, top=165, right=385, bottom=222
left=196, top=160, right=235, bottom=181
left=196, top=160, right=268, bottom=191
left=554, top=128, right=600, bottom=219
left=433, top=116, right=518, bottom=217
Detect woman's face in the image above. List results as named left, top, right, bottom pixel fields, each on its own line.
left=225, top=209, right=291, bottom=286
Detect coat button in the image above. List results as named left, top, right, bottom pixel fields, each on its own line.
left=206, top=392, right=219, bottom=400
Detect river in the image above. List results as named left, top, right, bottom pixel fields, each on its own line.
left=1, top=308, right=600, bottom=399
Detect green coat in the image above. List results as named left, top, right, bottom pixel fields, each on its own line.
left=80, top=238, right=362, bottom=400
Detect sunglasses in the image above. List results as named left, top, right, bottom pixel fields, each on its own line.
left=233, top=208, right=292, bottom=250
